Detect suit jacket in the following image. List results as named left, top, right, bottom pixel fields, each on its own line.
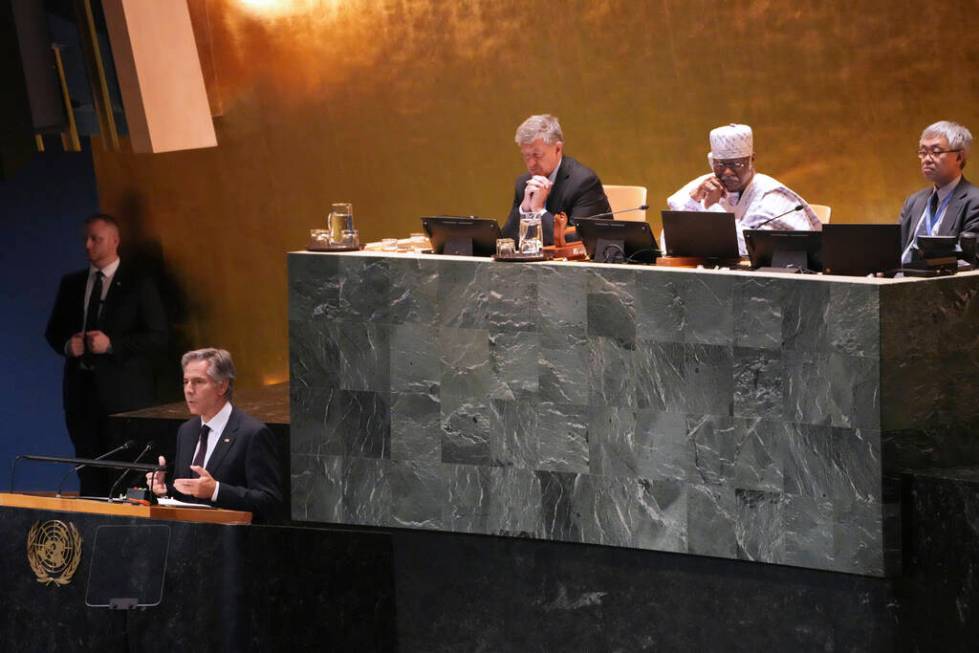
left=45, top=261, right=167, bottom=414
left=169, top=406, right=284, bottom=522
left=502, top=156, right=611, bottom=246
left=899, top=176, right=979, bottom=252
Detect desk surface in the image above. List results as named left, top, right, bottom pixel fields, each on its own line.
left=292, top=248, right=979, bottom=285
left=0, top=493, right=252, bottom=525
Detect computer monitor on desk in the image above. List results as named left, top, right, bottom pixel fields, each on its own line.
left=661, top=211, right=741, bottom=261
left=574, top=218, right=660, bottom=264
left=744, top=230, right=823, bottom=272
left=421, top=216, right=501, bottom=256
left=821, top=224, right=901, bottom=276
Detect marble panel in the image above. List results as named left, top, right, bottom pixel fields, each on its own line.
left=391, top=323, right=441, bottom=394
left=587, top=335, right=636, bottom=409
left=387, top=257, right=441, bottom=326
left=783, top=350, right=880, bottom=429
left=489, top=331, right=539, bottom=400
left=687, top=483, right=737, bottom=558
left=735, top=489, right=784, bottom=563
left=733, top=346, right=783, bottom=419
left=537, top=403, right=590, bottom=474
left=390, top=391, right=441, bottom=463
left=733, top=276, right=786, bottom=349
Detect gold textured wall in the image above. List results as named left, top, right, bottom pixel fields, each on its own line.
left=92, top=0, right=979, bottom=388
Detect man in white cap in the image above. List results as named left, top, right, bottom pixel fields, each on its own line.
left=667, top=123, right=821, bottom=254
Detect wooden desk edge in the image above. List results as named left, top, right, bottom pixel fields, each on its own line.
left=0, top=493, right=252, bottom=525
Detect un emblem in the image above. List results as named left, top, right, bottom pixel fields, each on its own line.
left=26, top=520, right=83, bottom=586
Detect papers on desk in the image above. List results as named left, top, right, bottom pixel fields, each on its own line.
left=156, top=497, right=216, bottom=509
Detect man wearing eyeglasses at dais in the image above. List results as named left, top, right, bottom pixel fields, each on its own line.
left=900, top=121, right=979, bottom=263
left=666, top=123, right=821, bottom=255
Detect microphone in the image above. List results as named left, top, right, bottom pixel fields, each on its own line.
left=753, top=204, right=804, bottom=229
left=579, top=204, right=650, bottom=220
left=55, top=439, right=135, bottom=498
left=106, top=441, right=154, bottom=502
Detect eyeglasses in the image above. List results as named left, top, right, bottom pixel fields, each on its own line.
left=916, top=148, right=961, bottom=160
left=711, top=158, right=750, bottom=171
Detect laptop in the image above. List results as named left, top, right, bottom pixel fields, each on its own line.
left=661, top=211, right=740, bottom=259
left=820, top=224, right=901, bottom=276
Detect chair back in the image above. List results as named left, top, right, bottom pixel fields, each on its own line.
left=604, top=185, right=648, bottom=222
left=810, top=204, right=832, bottom=224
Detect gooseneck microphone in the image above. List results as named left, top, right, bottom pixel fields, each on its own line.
left=579, top=204, right=650, bottom=220
left=106, top=441, right=154, bottom=502
left=55, top=439, right=135, bottom=498
left=753, top=204, right=804, bottom=229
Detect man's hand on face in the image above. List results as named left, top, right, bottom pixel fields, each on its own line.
left=521, top=175, right=553, bottom=213
left=68, top=333, right=85, bottom=357
left=146, top=456, right=168, bottom=496
left=173, top=465, right=217, bottom=500
left=85, top=330, right=111, bottom=354
left=692, top=176, right=726, bottom=207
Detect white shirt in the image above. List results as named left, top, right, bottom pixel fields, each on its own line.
left=83, top=257, right=120, bottom=325
left=666, top=173, right=822, bottom=255
left=192, top=401, right=232, bottom=501
left=70, top=257, right=121, bottom=358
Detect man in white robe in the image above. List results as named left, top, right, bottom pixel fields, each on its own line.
left=666, top=123, right=822, bottom=255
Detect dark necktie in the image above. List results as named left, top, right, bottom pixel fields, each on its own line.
left=81, top=271, right=104, bottom=364
left=192, top=424, right=211, bottom=469
left=926, top=191, right=940, bottom=234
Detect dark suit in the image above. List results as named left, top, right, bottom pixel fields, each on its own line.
left=899, top=176, right=979, bottom=253
left=502, top=156, right=611, bottom=246
left=45, top=261, right=167, bottom=495
left=169, top=406, right=283, bottom=522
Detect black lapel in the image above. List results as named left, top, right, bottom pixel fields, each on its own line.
left=906, top=190, right=931, bottom=246
left=205, top=406, right=238, bottom=474
left=938, top=178, right=970, bottom=236
left=178, top=420, right=202, bottom=478
left=100, top=261, right=127, bottom=323
left=546, top=157, right=573, bottom=213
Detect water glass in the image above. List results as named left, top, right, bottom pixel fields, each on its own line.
left=519, top=215, right=543, bottom=255
left=496, top=238, right=516, bottom=258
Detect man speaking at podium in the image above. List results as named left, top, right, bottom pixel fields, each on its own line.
left=501, top=114, right=611, bottom=245
left=146, top=348, right=282, bottom=522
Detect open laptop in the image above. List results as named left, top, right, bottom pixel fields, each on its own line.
left=661, top=211, right=740, bottom=259
left=820, top=224, right=901, bottom=276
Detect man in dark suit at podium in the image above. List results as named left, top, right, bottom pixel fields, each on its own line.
left=146, top=348, right=283, bottom=522
left=501, top=114, right=611, bottom=246
left=45, top=214, right=167, bottom=497
left=900, top=120, right=979, bottom=263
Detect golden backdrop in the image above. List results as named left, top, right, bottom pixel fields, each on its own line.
left=92, top=0, right=979, bottom=389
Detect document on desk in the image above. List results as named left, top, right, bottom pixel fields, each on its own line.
left=157, top=497, right=216, bottom=509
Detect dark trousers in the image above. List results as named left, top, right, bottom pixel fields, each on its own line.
left=64, top=370, right=116, bottom=497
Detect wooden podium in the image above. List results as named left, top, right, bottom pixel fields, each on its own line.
left=0, top=492, right=252, bottom=524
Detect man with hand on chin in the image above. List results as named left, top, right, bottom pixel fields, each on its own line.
left=501, top=114, right=611, bottom=246
left=147, top=348, right=282, bottom=522
left=666, top=123, right=821, bottom=255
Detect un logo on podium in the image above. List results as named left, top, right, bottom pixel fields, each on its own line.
left=26, top=520, right=83, bottom=586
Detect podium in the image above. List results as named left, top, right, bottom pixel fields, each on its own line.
left=0, top=492, right=395, bottom=650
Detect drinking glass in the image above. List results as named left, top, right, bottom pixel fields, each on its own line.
left=519, top=215, right=543, bottom=255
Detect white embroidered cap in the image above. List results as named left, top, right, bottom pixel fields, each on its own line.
left=709, top=123, right=754, bottom=160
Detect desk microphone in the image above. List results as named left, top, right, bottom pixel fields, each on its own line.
left=580, top=204, right=650, bottom=220
left=107, top=441, right=154, bottom=502
left=753, top=204, right=804, bottom=229
left=55, top=439, right=135, bottom=498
